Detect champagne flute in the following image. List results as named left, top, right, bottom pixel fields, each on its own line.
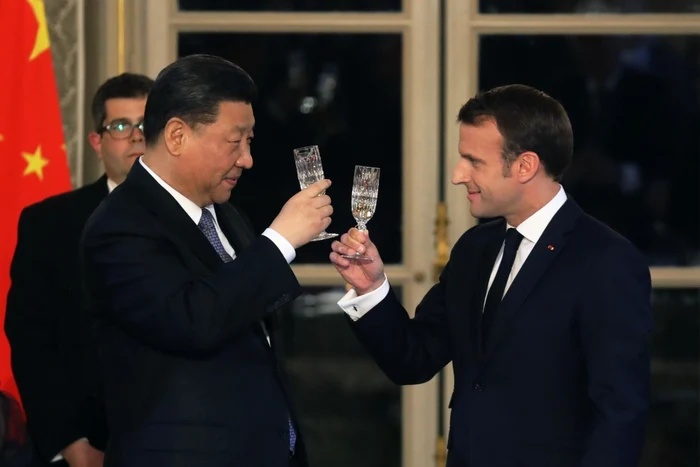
left=342, top=165, right=380, bottom=261
left=293, top=145, right=338, bottom=241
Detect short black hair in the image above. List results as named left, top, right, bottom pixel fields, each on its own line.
left=91, top=73, right=154, bottom=131
left=144, top=54, right=258, bottom=147
left=457, top=84, right=573, bottom=181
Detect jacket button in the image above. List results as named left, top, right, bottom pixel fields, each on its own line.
left=473, top=382, right=483, bottom=391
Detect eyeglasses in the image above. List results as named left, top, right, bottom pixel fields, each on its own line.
left=99, top=119, right=144, bottom=140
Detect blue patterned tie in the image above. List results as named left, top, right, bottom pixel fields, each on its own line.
left=198, top=209, right=233, bottom=262
left=198, top=208, right=297, bottom=452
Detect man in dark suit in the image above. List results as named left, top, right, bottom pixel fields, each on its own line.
left=330, top=84, right=652, bottom=467
left=80, top=54, right=334, bottom=467
left=5, top=72, right=154, bottom=467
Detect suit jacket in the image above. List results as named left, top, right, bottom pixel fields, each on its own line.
left=80, top=161, right=308, bottom=467
left=5, top=176, right=109, bottom=463
left=0, top=391, right=46, bottom=467
left=351, top=199, right=652, bottom=467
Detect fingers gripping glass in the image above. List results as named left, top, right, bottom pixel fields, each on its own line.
left=342, top=165, right=380, bottom=261
left=293, top=145, right=338, bottom=242
left=99, top=119, right=144, bottom=140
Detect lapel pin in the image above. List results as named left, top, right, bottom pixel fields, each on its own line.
left=547, top=245, right=555, bottom=251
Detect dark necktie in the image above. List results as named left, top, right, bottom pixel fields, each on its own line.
left=482, top=228, right=523, bottom=346
left=198, top=209, right=234, bottom=263
left=198, top=208, right=297, bottom=452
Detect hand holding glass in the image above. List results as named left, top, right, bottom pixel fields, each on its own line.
left=293, top=145, right=338, bottom=241
left=342, top=165, right=380, bottom=261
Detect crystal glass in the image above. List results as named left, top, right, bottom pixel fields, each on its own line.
left=293, top=145, right=338, bottom=242
left=342, top=165, right=380, bottom=261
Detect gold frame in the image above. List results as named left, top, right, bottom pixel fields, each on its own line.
left=117, top=0, right=126, bottom=73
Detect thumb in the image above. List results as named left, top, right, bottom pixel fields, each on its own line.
left=360, top=229, right=377, bottom=250
left=306, top=178, right=332, bottom=197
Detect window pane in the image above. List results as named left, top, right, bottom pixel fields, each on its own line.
left=178, top=33, right=403, bottom=264
left=643, top=289, right=699, bottom=466
left=281, top=286, right=402, bottom=467
left=480, top=0, right=700, bottom=13
left=478, top=35, right=700, bottom=266
left=177, top=0, right=401, bottom=12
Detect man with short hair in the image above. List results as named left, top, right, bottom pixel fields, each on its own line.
left=331, top=84, right=652, bottom=467
left=6, top=72, right=153, bottom=467
left=81, top=54, right=332, bottom=467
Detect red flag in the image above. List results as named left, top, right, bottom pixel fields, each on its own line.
left=0, top=0, right=72, bottom=406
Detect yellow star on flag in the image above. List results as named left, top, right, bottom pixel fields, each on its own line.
left=27, top=0, right=49, bottom=61
left=22, top=145, right=49, bottom=180
left=0, top=134, right=4, bottom=142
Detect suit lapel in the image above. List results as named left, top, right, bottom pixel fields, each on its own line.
left=127, top=161, right=223, bottom=272
left=215, top=203, right=281, bottom=352
left=482, top=200, right=582, bottom=362
left=214, top=203, right=253, bottom=252
left=128, top=161, right=283, bottom=355
left=467, top=221, right=506, bottom=362
left=88, top=174, right=110, bottom=200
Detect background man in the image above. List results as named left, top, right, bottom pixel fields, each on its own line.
left=6, top=72, right=154, bottom=467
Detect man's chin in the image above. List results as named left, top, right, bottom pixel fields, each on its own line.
left=469, top=206, right=492, bottom=220
left=212, top=191, right=233, bottom=205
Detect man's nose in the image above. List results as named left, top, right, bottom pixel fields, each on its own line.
left=451, top=163, right=470, bottom=185
left=130, top=126, right=144, bottom=142
left=237, top=151, right=253, bottom=169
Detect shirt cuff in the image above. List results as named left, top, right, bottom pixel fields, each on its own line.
left=337, top=275, right=390, bottom=321
left=262, top=228, right=296, bottom=264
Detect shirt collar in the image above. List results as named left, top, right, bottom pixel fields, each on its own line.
left=509, top=185, right=568, bottom=244
left=138, top=156, right=217, bottom=225
left=106, top=178, right=118, bottom=193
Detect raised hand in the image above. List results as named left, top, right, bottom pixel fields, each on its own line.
left=330, top=228, right=385, bottom=295
left=270, top=179, right=334, bottom=248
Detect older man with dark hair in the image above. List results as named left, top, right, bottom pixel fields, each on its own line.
left=81, top=54, right=333, bottom=467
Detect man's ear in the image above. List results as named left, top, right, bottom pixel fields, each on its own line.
left=88, top=132, right=103, bottom=160
left=515, top=151, right=540, bottom=183
left=163, top=118, right=188, bottom=156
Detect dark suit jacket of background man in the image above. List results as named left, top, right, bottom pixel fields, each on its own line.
left=5, top=176, right=110, bottom=463
left=80, top=160, right=308, bottom=467
left=349, top=198, right=652, bottom=467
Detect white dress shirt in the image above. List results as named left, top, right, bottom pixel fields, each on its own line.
left=138, top=157, right=296, bottom=263
left=106, top=178, right=118, bottom=193
left=338, top=185, right=569, bottom=320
